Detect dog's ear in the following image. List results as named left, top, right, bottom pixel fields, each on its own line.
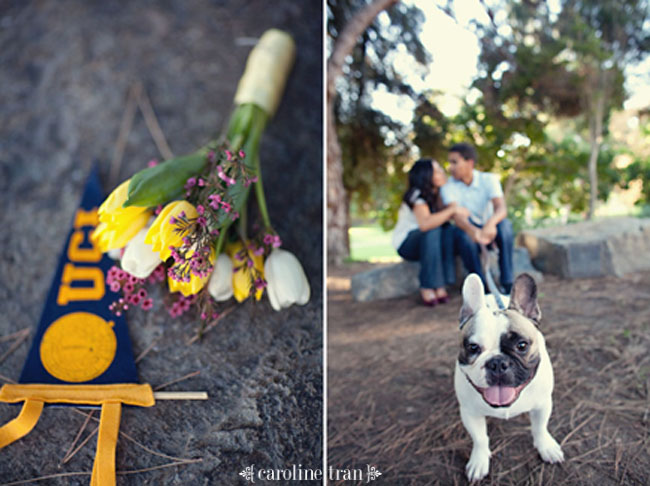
left=508, top=273, right=541, bottom=324
left=459, top=273, right=485, bottom=328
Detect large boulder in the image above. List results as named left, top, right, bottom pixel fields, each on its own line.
left=350, top=247, right=541, bottom=302
left=518, top=217, right=650, bottom=279
left=490, top=246, right=544, bottom=285
left=350, top=261, right=420, bottom=302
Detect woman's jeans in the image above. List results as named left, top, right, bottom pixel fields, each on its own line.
left=397, top=224, right=455, bottom=289
left=452, top=219, right=514, bottom=294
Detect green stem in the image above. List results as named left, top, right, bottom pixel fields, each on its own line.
left=240, top=105, right=268, bottom=169
left=253, top=154, right=272, bottom=229
left=214, top=224, right=228, bottom=256
left=238, top=197, right=248, bottom=240
left=229, top=134, right=245, bottom=153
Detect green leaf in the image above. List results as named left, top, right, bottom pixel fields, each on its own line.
left=216, top=181, right=250, bottom=228
left=215, top=104, right=268, bottom=228
left=124, top=151, right=207, bottom=207
left=123, top=104, right=267, bottom=223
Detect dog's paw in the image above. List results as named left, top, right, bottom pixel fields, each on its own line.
left=466, top=447, right=490, bottom=482
left=535, top=434, right=564, bottom=463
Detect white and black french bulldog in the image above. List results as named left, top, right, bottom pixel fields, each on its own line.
left=454, top=273, right=564, bottom=482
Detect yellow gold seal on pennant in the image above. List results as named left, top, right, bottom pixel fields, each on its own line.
left=40, top=312, right=117, bottom=382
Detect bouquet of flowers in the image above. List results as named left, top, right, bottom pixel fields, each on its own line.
left=91, top=29, right=310, bottom=332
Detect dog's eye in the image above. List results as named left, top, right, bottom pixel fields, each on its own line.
left=516, top=341, right=528, bottom=353
left=467, top=343, right=481, bottom=354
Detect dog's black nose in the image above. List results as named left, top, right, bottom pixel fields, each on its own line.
left=486, top=356, right=509, bottom=375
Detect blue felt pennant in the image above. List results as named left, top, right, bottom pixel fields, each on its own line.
left=19, top=168, right=139, bottom=389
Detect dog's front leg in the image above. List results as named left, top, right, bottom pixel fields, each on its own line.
left=530, top=401, right=564, bottom=463
left=460, top=407, right=490, bottom=482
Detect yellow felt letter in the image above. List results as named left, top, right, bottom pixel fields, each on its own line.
left=57, top=263, right=105, bottom=305
left=74, top=208, right=99, bottom=228
left=67, top=231, right=102, bottom=262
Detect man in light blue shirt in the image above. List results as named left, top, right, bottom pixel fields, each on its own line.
left=440, top=143, right=514, bottom=294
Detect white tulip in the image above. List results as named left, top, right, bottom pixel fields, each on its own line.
left=107, top=248, right=122, bottom=260
left=264, top=249, right=310, bottom=311
left=207, top=253, right=234, bottom=301
left=121, top=226, right=162, bottom=279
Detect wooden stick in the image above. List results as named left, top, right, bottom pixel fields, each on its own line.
left=0, top=471, right=90, bottom=486
left=135, top=336, right=161, bottom=364
left=153, top=391, right=208, bottom=400
left=117, top=458, right=203, bottom=475
left=0, top=329, right=30, bottom=366
left=61, top=410, right=95, bottom=463
left=108, top=83, right=140, bottom=188
left=0, top=328, right=30, bottom=344
left=137, top=85, right=174, bottom=160
left=62, top=426, right=98, bottom=465
left=0, top=372, right=17, bottom=384
left=186, top=305, right=236, bottom=345
left=153, top=370, right=201, bottom=391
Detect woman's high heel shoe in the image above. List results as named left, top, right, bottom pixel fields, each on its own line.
left=420, top=289, right=438, bottom=307
left=422, top=296, right=438, bottom=307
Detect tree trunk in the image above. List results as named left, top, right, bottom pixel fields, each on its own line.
left=327, top=104, right=349, bottom=265
left=327, top=0, right=399, bottom=266
left=586, top=88, right=605, bottom=220
left=503, top=160, right=521, bottom=201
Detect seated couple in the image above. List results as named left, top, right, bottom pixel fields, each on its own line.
left=391, top=142, right=514, bottom=306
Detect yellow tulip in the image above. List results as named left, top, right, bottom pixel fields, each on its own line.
left=228, top=242, right=265, bottom=302
left=91, top=179, right=151, bottom=252
left=167, top=271, right=211, bottom=297
left=167, top=247, right=215, bottom=297
left=145, top=201, right=198, bottom=260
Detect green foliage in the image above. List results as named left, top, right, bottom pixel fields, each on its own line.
left=339, top=107, right=411, bottom=231
left=504, top=135, right=623, bottom=231
left=126, top=151, right=206, bottom=207
left=328, top=0, right=430, bottom=101
left=330, top=0, right=650, bottom=233
left=408, top=91, right=627, bottom=232
left=348, top=224, right=398, bottom=261
left=411, top=93, right=452, bottom=161
left=126, top=104, right=268, bottom=234
left=473, top=2, right=583, bottom=119
left=328, top=0, right=430, bottom=228
left=621, top=155, right=650, bottom=205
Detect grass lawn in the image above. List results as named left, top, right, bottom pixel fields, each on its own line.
left=348, top=225, right=401, bottom=262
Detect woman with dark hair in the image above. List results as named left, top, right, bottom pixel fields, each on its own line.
left=392, top=159, right=468, bottom=305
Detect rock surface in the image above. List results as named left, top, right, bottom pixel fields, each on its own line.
left=351, top=261, right=420, bottom=302
left=351, top=247, right=541, bottom=302
left=0, top=2, right=322, bottom=485
left=518, top=217, right=650, bottom=279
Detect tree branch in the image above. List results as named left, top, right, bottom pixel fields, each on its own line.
left=327, top=0, right=399, bottom=100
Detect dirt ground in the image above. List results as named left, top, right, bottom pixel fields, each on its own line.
left=328, top=263, right=650, bottom=486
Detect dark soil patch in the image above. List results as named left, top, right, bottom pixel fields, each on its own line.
left=328, top=265, right=650, bottom=486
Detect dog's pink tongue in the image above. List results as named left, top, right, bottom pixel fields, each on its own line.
left=484, top=386, right=516, bottom=406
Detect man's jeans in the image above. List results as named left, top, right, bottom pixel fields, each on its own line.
left=397, top=224, right=455, bottom=289
left=453, top=219, right=514, bottom=294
